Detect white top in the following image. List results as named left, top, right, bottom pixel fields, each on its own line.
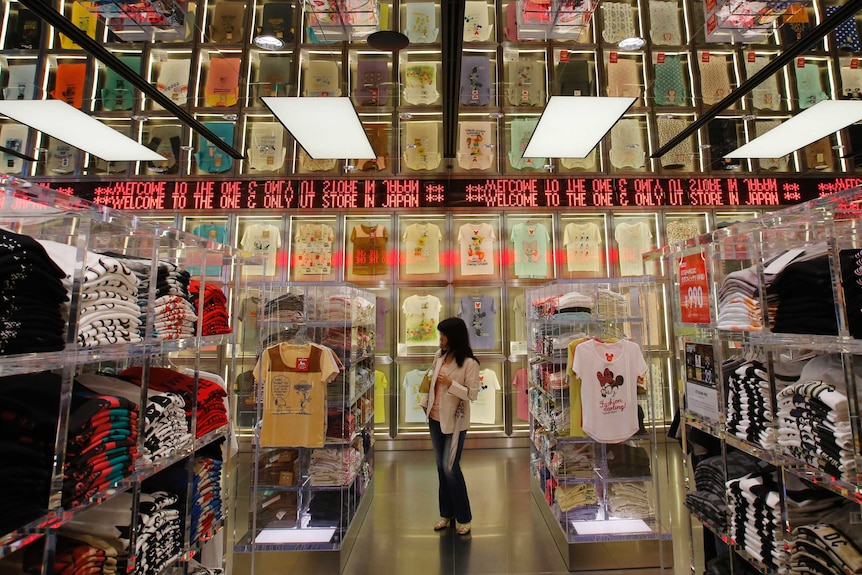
left=564, top=222, right=603, bottom=272
left=573, top=339, right=647, bottom=443
left=614, top=221, right=652, bottom=277
left=402, top=294, right=442, bottom=346
left=241, top=223, right=282, bottom=276
left=457, top=222, right=496, bottom=276
left=402, top=222, right=443, bottom=275
left=403, top=368, right=429, bottom=423
left=471, top=369, right=501, bottom=424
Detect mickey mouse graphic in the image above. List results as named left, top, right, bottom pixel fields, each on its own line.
left=597, top=368, right=624, bottom=399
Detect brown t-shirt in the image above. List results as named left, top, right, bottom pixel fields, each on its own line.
left=350, top=224, right=388, bottom=276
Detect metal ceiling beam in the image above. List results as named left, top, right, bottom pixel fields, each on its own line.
left=652, top=0, right=862, bottom=159
left=441, top=0, right=464, bottom=161
left=16, top=0, right=245, bottom=160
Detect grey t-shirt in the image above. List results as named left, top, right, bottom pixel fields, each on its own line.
left=459, top=294, right=496, bottom=350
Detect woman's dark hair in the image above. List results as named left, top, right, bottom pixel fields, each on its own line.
left=437, top=317, right=478, bottom=367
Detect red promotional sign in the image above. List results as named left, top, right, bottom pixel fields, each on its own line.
left=679, top=252, right=711, bottom=324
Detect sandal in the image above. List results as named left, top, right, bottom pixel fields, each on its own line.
left=456, top=522, right=471, bottom=535
left=433, top=518, right=452, bottom=531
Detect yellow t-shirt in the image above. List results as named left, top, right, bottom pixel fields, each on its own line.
left=373, top=370, right=388, bottom=424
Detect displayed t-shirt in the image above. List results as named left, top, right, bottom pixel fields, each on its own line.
left=51, top=63, right=86, bottom=109
left=4, top=64, right=37, bottom=100
left=653, top=54, right=686, bottom=106
left=512, top=293, right=527, bottom=346
left=375, top=296, right=388, bottom=349
left=210, top=1, right=245, bottom=42
left=796, top=63, right=829, bottom=109
left=247, top=122, right=286, bottom=172
left=373, top=369, right=389, bottom=424
left=238, top=296, right=261, bottom=349
left=509, top=117, right=545, bottom=170
left=204, top=57, right=241, bottom=107
left=464, top=1, right=492, bottom=41
left=156, top=59, right=190, bottom=106
left=601, top=1, right=636, bottom=43
left=402, top=294, right=442, bottom=347
left=745, top=54, right=782, bottom=111
left=402, top=369, right=428, bottom=423
left=456, top=122, right=494, bottom=170
left=572, top=339, right=647, bottom=443
left=46, top=139, right=77, bottom=175
left=241, top=223, right=282, bottom=277
left=403, top=63, right=439, bottom=105
left=145, top=125, right=182, bottom=174
left=699, top=54, right=732, bottom=106
left=0, top=124, right=27, bottom=175
left=294, top=223, right=334, bottom=276
left=354, top=59, right=390, bottom=106
left=350, top=224, right=388, bottom=276
left=564, top=222, right=603, bottom=273
left=258, top=54, right=291, bottom=97
left=649, top=0, right=681, bottom=45
left=512, top=368, right=530, bottom=422
left=615, top=221, right=653, bottom=276
left=101, top=56, right=140, bottom=111
left=457, top=222, right=496, bottom=276
left=665, top=219, right=700, bottom=244
left=507, top=60, right=545, bottom=106
left=10, top=8, right=41, bottom=50
left=511, top=222, right=550, bottom=279
left=608, top=118, right=645, bottom=169
left=471, top=369, right=501, bottom=424
left=60, top=1, right=97, bottom=49
left=191, top=224, right=228, bottom=276
left=404, top=2, right=439, bottom=43
left=195, top=121, right=234, bottom=174
left=458, top=295, right=496, bottom=350
left=255, top=342, right=341, bottom=447
left=261, top=2, right=295, bottom=44
left=403, top=122, right=442, bottom=170
left=402, top=222, right=443, bottom=275
left=304, top=61, right=341, bottom=97
left=460, top=56, right=492, bottom=106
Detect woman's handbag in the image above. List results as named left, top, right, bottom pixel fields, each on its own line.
left=418, top=367, right=434, bottom=393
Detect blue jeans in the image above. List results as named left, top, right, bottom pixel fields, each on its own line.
left=428, top=418, right=471, bottom=523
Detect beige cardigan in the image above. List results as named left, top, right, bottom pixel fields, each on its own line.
left=422, top=349, right=481, bottom=434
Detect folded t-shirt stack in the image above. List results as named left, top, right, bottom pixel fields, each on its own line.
left=63, top=385, right=139, bottom=508
left=59, top=492, right=133, bottom=574
left=118, top=367, right=228, bottom=438
left=596, top=289, right=628, bottom=319
left=556, top=483, right=598, bottom=521
left=309, top=446, right=363, bottom=487
left=716, top=267, right=763, bottom=330
left=768, top=255, right=838, bottom=335
left=76, top=373, right=192, bottom=464
left=136, top=491, right=183, bottom=575
left=531, top=291, right=593, bottom=319
left=608, top=481, right=653, bottom=519
left=0, top=229, right=68, bottom=354
left=189, top=280, right=231, bottom=336
left=839, top=248, right=862, bottom=338
left=0, top=372, right=61, bottom=534
left=191, top=456, right=223, bottom=543
left=724, top=359, right=778, bottom=450
left=552, top=442, right=595, bottom=480
left=606, top=443, right=651, bottom=477
left=39, top=240, right=143, bottom=347
left=791, top=524, right=862, bottom=575
left=25, top=535, right=116, bottom=575
left=726, top=470, right=786, bottom=568
left=777, top=380, right=855, bottom=481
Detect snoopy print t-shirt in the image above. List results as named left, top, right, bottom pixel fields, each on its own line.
left=457, top=222, right=496, bottom=276
left=572, top=339, right=646, bottom=443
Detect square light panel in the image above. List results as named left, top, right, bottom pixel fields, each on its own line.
left=726, top=100, right=862, bottom=158
left=0, top=100, right=166, bottom=162
left=261, top=97, right=375, bottom=159
left=523, top=96, right=636, bottom=158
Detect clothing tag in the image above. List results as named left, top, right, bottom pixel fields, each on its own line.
left=209, top=229, right=217, bottom=238
left=656, top=53, right=665, bottom=64
left=295, top=357, right=309, bottom=371
left=263, top=230, right=270, bottom=238
left=701, top=51, right=710, bottom=63
left=474, top=301, right=482, bottom=309
left=797, top=57, right=806, bottom=68
left=560, top=50, right=569, bottom=63
left=609, top=52, right=618, bottom=64
left=747, top=51, right=756, bottom=63
left=853, top=58, right=860, bottom=69
left=605, top=353, right=615, bottom=362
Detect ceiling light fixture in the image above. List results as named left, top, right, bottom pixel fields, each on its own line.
left=618, top=36, right=645, bottom=50
left=523, top=96, right=636, bottom=158
left=0, top=100, right=165, bottom=162
left=262, top=97, right=375, bottom=159
left=725, top=100, right=862, bottom=158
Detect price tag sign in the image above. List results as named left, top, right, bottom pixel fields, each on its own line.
left=678, top=251, right=711, bottom=324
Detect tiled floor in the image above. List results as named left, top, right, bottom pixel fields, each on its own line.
left=235, top=444, right=697, bottom=575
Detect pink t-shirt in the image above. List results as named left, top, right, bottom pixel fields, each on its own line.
left=512, top=368, right=529, bottom=422
left=428, top=362, right=450, bottom=421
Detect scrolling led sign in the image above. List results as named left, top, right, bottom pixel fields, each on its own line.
left=39, top=176, right=862, bottom=211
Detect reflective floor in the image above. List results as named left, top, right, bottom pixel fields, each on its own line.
left=235, top=445, right=697, bottom=575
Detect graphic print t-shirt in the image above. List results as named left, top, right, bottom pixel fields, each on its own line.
left=255, top=343, right=341, bottom=447
left=350, top=224, right=388, bottom=276
left=457, top=222, right=496, bottom=276
left=241, top=223, right=282, bottom=277
left=564, top=222, right=602, bottom=273
left=402, top=223, right=443, bottom=275
left=572, top=339, right=647, bottom=443
left=510, top=222, right=550, bottom=278
left=191, top=224, right=228, bottom=276
left=458, top=295, right=496, bottom=350
left=471, top=369, right=501, bottom=424
left=402, top=294, right=442, bottom=347
left=614, top=221, right=652, bottom=277
left=294, top=223, right=334, bottom=276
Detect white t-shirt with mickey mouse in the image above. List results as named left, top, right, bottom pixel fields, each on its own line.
left=471, top=369, right=501, bottom=424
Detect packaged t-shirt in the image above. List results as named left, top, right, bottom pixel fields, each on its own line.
left=356, top=124, right=388, bottom=171
left=350, top=224, right=388, bottom=276
left=101, top=56, right=140, bottom=111
left=156, top=59, right=191, bottom=106
left=204, top=57, right=241, bottom=107
left=354, top=59, right=390, bottom=106
left=210, top=1, right=245, bottom=42
left=615, top=221, right=652, bottom=276
left=51, top=63, right=86, bottom=109
left=404, top=2, right=438, bottom=43
left=304, top=61, right=341, bottom=97
left=573, top=339, right=647, bottom=443
left=145, top=125, right=182, bottom=174
left=564, top=222, right=602, bottom=273
left=258, top=54, right=291, bottom=98
left=0, top=124, right=27, bottom=175
left=10, top=8, right=41, bottom=50
left=796, top=63, right=828, bottom=109
left=745, top=54, right=781, bottom=111
left=261, top=2, right=295, bottom=44
left=608, top=118, right=645, bottom=170
left=648, top=0, right=681, bottom=45
left=464, top=1, right=492, bottom=42
left=555, top=60, right=593, bottom=97
left=247, top=122, right=286, bottom=172
left=46, top=139, right=77, bottom=175
left=191, top=224, right=228, bottom=276
left=507, top=60, right=545, bottom=106
left=4, top=64, right=37, bottom=100
left=294, top=222, right=334, bottom=276
left=299, top=149, right=336, bottom=172
left=653, top=54, right=686, bottom=106
left=471, top=369, right=500, bottom=424
left=403, top=122, right=441, bottom=171
left=458, top=295, right=496, bottom=350
left=195, top=122, right=234, bottom=174
left=459, top=56, right=491, bottom=106
left=457, top=222, right=495, bottom=276
left=510, top=222, right=550, bottom=279
left=456, top=122, right=494, bottom=170
left=402, top=294, right=442, bottom=347
left=241, top=223, right=282, bottom=276
left=59, top=2, right=97, bottom=50
left=402, top=222, right=443, bottom=275
left=699, top=54, right=732, bottom=106
left=508, top=117, right=544, bottom=170
left=403, top=63, right=439, bottom=105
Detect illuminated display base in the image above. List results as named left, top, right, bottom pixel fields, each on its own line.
left=32, top=176, right=862, bottom=211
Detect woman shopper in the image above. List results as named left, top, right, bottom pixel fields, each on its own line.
left=422, top=317, right=481, bottom=536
